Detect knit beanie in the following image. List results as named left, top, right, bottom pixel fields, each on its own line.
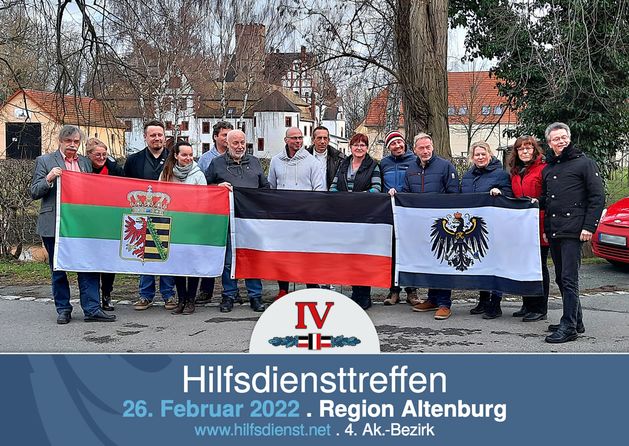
left=385, top=131, right=405, bottom=151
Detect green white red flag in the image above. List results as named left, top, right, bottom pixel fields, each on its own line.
left=54, top=171, right=229, bottom=277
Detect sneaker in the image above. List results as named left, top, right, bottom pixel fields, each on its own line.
left=383, top=291, right=400, bottom=306
left=434, top=306, right=452, bottom=320
left=133, top=298, right=152, bottom=311
left=412, top=301, right=438, bottom=312
left=219, top=297, right=234, bottom=313
left=406, top=290, right=421, bottom=306
left=274, top=289, right=288, bottom=301
left=164, top=297, right=178, bottom=310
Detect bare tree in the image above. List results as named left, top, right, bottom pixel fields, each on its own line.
left=282, top=0, right=451, bottom=157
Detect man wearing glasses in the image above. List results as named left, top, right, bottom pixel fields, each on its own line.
left=541, top=122, right=604, bottom=343
left=30, top=125, right=115, bottom=324
left=268, top=127, right=326, bottom=299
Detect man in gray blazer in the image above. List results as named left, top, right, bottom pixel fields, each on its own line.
left=30, top=125, right=116, bottom=324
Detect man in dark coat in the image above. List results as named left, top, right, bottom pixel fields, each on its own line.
left=541, top=122, right=605, bottom=343
left=123, top=120, right=176, bottom=311
left=30, top=125, right=115, bottom=324
left=306, top=125, right=345, bottom=190
left=394, top=133, right=459, bottom=320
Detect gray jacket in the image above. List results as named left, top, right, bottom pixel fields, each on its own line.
left=206, top=153, right=270, bottom=189
left=268, top=147, right=325, bottom=191
left=30, top=150, right=93, bottom=237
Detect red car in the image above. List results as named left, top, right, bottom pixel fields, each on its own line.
left=592, top=197, right=629, bottom=266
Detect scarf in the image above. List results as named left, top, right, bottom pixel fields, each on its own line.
left=173, top=162, right=193, bottom=181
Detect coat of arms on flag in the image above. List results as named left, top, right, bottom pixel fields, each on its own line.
left=121, top=186, right=172, bottom=262
left=430, top=211, right=489, bottom=271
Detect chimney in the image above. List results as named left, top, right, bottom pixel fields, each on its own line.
left=301, top=45, right=307, bottom=60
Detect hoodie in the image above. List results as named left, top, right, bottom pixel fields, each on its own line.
left=268, top=147, right=326, bottom=191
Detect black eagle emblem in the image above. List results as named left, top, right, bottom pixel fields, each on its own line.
left=430, top=212, right=489, bottom=271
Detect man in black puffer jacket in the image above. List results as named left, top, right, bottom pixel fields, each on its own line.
left=540, top=122, right=605, bottom=344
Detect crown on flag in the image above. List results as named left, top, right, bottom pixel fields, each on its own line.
left=127, top=186, right=171, bottom=215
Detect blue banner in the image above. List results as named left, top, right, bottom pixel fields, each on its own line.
left=1, top=354, right=627, bottom=445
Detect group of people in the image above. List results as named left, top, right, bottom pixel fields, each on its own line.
left=31, top=119, right=604, bottom=344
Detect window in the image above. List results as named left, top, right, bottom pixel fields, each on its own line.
left=253, top=117, right=257, bottom=128
left=447, top=106, right=456, bottom=116
left=227, top=107, right=236, bottom=116
left=237, top=121, right=246, bottom=133
left=304, top=126, right=308, bottom=137
left=165, top=121, right=173, bottom=131
left=481, top=106, right=491, bottom=116
left=458, top=106, right=468, bottom=115
left=202, top=122, right=210, bottom=134
left=246, top=143, right=253, bottom=155
left=124, top=120, right=132, bottom=132
left=94, top=132, right=98, bottom=138
left=202, top=143, right=210, bottom=153
left=180, top=121, right=189, bottom=131
left=285, top=116, right=292, bottom=127
left=257, top=138, right=264, bottom=151
left=494, top=105, right=504, bottom=115
left=178, top=98, right=187, bottom=111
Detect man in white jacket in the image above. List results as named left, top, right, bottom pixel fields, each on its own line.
left=268, top=127, right=326, bottom=299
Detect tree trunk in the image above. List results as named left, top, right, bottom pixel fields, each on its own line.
left=395, top=0, right=451, bottom=158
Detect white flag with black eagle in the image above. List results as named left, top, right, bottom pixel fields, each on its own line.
left=393, top=193, right=543, bottom=295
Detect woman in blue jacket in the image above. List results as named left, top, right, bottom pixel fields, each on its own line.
left=461, top=141, right=512, bottom=319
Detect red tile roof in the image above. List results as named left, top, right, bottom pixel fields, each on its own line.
left=6, top=89, right=126, bottom=128
left=362, top=72, right=517, bottom=128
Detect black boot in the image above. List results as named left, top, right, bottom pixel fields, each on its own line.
left=470, top=296, right=489, bottom=314
left=512, top=304, right=527, bottom=317
left=250, top=298, right=266, bottom=312
left=101, top=294, right=114, bottom=311
left=483, top=296, right=502, bottom=319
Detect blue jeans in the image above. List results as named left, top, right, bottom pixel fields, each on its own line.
left=139, top=275, right=175, bottom=301
left=42, top=237, right=100, bottom=316
left=428, top=288, right=452, bottom=308
left=222, top=240, right=262, bottom=301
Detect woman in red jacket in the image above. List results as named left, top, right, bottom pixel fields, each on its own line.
left=508, top=136, right=550, bottom=322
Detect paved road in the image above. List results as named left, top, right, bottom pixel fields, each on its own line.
left=1, top=263, right=628, bottom=353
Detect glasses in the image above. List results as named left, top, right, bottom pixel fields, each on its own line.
left=352, top=144, right=367, bottom=148
left=90, top=153, right=108, bottom=158
left=517, top=147, right=533, bottom=152
left=550, top=135, right=570, bottom=143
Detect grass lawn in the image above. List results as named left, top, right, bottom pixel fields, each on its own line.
left=0, top=260, right=140, bottom=294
